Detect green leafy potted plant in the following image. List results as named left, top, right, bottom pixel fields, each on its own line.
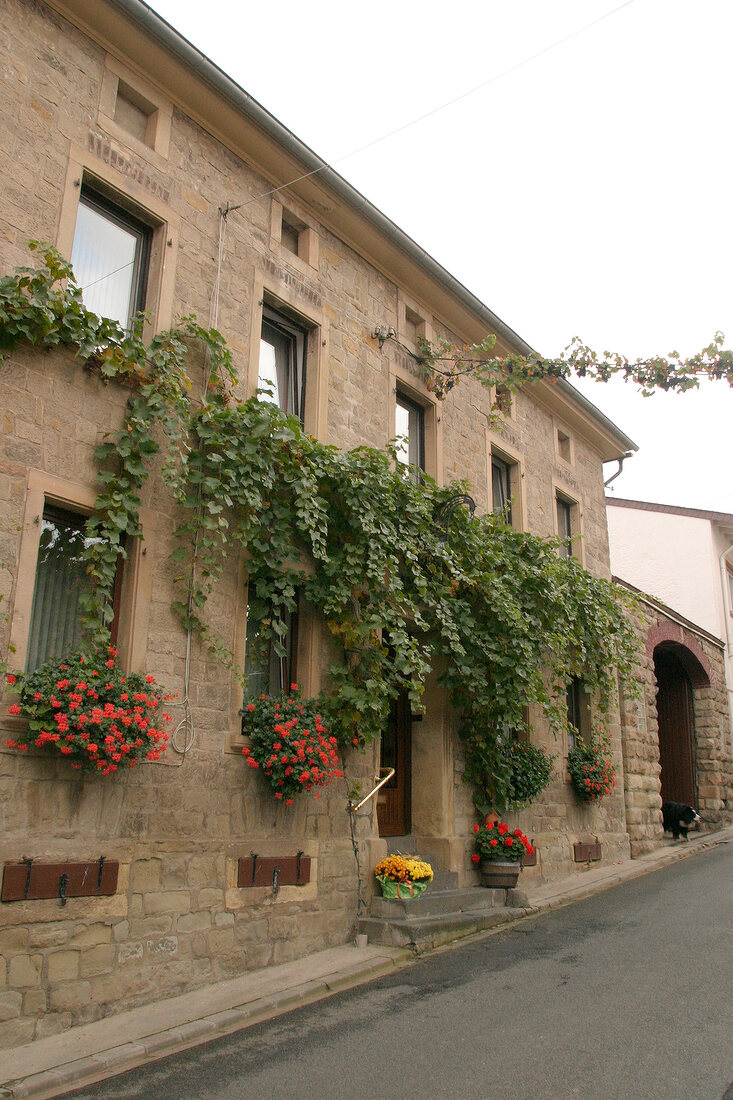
left=504, top=740, right=556, bottom=808
left=373, top=854, right=434, bottom=899
left=241, top=686, right=344, bottom=803
left=471, top=821, right=534, bottom=889
left=4, top=648, right=171, bottom=774
left=567, top=735, right=616, bottom=803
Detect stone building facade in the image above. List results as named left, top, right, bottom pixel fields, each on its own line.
left=618, top=581, right=733, bottom=857
left=1, top=0, right=721, bottom=1050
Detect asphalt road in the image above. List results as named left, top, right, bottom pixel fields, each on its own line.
left=62, top=840, right=733, bottom=1100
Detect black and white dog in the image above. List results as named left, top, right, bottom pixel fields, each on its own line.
left=662, top=801, right=701, bottom=840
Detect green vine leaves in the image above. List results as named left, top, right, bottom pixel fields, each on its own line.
left=0, top=244, right=648, bottom=806
left=416, top=331, right=733, bottom=400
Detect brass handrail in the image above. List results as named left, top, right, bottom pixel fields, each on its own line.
left=347, top=767, right=395, bottom=813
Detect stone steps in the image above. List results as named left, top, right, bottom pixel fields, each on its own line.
left=363, top=839, right=529, bottom=950
left=358, top=891, right=527, bottom=951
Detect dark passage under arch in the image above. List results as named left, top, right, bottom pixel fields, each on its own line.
left=654, top=644, right=702, bottom=806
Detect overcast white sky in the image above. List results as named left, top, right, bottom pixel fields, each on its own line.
left=150, top=0, right=733, bottom=512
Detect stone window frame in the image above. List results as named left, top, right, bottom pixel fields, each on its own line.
left=554, top=419, right=575, bottom=466
left=389, top=365, right=442, bottom=485
left=552, top=480, right=585, bottom=566
left=247, top=273, right=329, bottom=441
left=394, top=390, right=425, bottom=473
left=486, top=432, right=525, bottom=530
left=396, top=290, right=432, bottom=357
left=98, top=55, right=173, bottom=165
left=1, top=469, right=155, bottom=732
left=492, top=383, right=516, bottom=421
left=56, top=145, right=180, bottom=339
left=269, top=199, right=319, bottom=272
left=565, top=674, right=592, bottom=755
left=225, top=559, right=319, bottom=756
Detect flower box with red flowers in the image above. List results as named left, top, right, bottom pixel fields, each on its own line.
left=241, top=686, right=344, bottom=803
left=567, top=735, right=617, bottom=804
left=4, top=650, right=171, bottom=775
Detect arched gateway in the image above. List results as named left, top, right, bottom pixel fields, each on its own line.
left=653, top=642, right=709, bottom=807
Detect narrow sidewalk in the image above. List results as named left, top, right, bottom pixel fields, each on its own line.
left=2, top=824, right=731, bottom=1100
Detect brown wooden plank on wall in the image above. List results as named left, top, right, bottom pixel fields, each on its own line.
left=1, top=860, right=119, bottom=902
left=237, top=855, right=311, bottom=888
left=573, top=841, right=602, bottom=863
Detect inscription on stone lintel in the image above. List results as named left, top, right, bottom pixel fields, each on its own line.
left=262, top=256, right=321, bottom=310
left=87, top=133, right=171, bottom=204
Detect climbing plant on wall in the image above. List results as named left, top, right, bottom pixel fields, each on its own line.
left=412, top=330, right=733, bottom=400
left=2, top=243, right=729, bottom=808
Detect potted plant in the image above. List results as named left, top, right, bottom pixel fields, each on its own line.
left=374, top=854, right=434, bottom=899
left=471, top=821, right=534, bottom=889
left=4, top=648, right=171, bottom=774
left=504, top=739, right=556, bottom=809
left=465, top=728, right=556, bottom=828
left=241, top=685, right=344, bottom=802
left=567, top=735, right=616, bottom=803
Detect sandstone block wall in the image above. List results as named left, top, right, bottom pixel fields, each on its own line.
left=0, top=0, right=643, bottom=1047
left=619, top=597, right=732, bottom=856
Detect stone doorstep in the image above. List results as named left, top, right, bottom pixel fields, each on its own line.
left=370, top=885, right=511, bottom=919
left=360, top=878, right=531, bottom=950
left=357, top=906, right=527, bottom=951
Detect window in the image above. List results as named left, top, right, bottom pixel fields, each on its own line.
left=25, top=504, right=123, bottom=673
left=556, top=428, right=572, bottom=464
left=280, top=220, right=300, bottom=257
left=491, top=456, right=513, bottom=524
left=493, top=384, right=513, bottom=417
left=727, top=567, right=733, bottom=615
left=259, top=307, right=306, bottom=422
left=241, top=601, right=298, bottom=722
left=395, top=393, right=425, bottom=473
left=114, top=79, right=158, bottom=148
left=70, top=186, right=151, bottom=331
left=566, top=676, right=590, bottom=751
left=556, top=494, right=573, bottom=558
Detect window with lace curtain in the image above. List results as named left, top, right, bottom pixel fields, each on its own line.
left=25, top=504, right=123, bottom=673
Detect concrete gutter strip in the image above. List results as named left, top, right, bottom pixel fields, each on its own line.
left=2, top=826, right=731, bottom=1099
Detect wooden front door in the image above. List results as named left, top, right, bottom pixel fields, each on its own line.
left=377, top=689, right=412, bottom=836
left=655, top=647, right=697, bottom=806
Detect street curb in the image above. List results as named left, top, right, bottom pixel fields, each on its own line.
left=0, top=950, right=413, bottom=1100
left=2, top=827, right=731, bottom=1099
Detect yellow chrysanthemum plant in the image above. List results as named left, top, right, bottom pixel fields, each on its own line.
left=374, top=854, right=434, bottom=899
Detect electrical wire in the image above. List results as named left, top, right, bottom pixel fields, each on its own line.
left=225, top=0, right=635, bottom=216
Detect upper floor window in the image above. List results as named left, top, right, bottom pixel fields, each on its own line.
left=491, top=456, right=513, bottom=524
left=259, top=307, right=306, bottom=422
left=395, top=392, right=425, bottom=474
left=70, top=186, right=151, bottom=331
left=556, top=494, right=573, bottom=558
